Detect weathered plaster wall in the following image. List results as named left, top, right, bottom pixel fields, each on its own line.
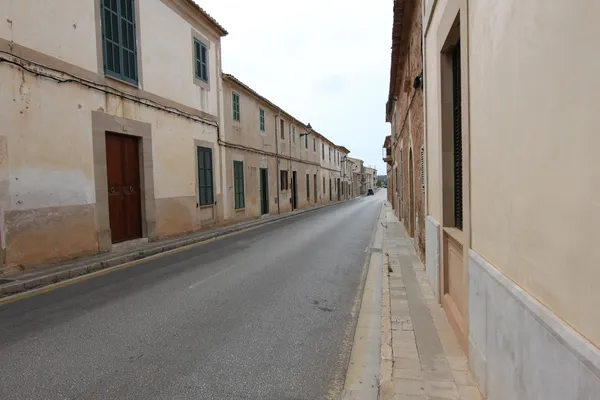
left=469, top=0, right=600, bottom=347
left=0, top=0, right=224, bottom=270
left=139, top=0, right=221, bottom=116
left=0, top=1, right=99, bottom=73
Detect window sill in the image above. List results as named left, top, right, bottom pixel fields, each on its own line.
left=193, top=77, right=210, bottom=91
left=198, top=203, right=215, bottom=209
left=105, top=74, right=139, bottom=90
left=235, top=207, right=246, bottom=212
left=443, top=226, right=464, bottom=246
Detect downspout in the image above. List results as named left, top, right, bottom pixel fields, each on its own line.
left=422, top=0, right=429, bottom=217
left=275, top=109, right=281, bottom=214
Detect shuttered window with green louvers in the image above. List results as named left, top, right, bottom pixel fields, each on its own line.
left=234, top=161, right=245, bottom=209
left=452, top=41, right=463, bottom=230
left=101, top=0, right=138, bottom=84
left=197, top=147, right=214, bottom=206
left=194, top=39, right=208, bottom=82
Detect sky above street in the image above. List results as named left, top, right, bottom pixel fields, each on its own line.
left=195, top=0, right=392, bottom=173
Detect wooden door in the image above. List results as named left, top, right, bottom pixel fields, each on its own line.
left=409, top=149, right=415, bottom=237
left=313, top=174, right=317, bottom=203
left=260, top=168, right=269, bottom=215
left=291, top=171, right=298, bottom=210
left=105, top=133, right=142, bottom=243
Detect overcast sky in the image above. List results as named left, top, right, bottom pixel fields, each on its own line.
left=195, top=0, right=392, bottom=173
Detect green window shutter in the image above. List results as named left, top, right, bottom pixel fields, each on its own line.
left=313, top=138, right=316, bottom=151
left=194, top=39, right=208, bottom=82
left=233, top=93, right=240, bottom=121
left=101, top=0, right=138, bottom=84
left=197, top=147, right=213, bottom=206
left=234, top=161, right=245, bottom=209
left=259, top=109, right=265, bottom=131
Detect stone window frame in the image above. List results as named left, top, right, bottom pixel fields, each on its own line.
left=94, top=0, right=144, bottom=88
left=191, top=29, right=211, bottom=91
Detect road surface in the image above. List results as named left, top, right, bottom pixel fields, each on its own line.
left=0, top=191, right=385, bottom=400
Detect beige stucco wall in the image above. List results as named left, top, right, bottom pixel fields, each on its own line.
left=0, top=0, right=224, bottom=269
left=140, top=0, right=221, bottom=117
left=0, top=1, right=99, bottom=72
left=468, top=0, right=600, bottom=346
left=424, top=0, right=446, bottom=223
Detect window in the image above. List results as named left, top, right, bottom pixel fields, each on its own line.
left=232, top=92, right=240, bottom=121
left=292, top=126, right=296, bottom=143
left=313, top=138, right=316, bottom=152
left=197, top=147, right=214, bottom=206
left=280, top=170, right=289, bottom=190
left=329, top=148, right=331, bottom=161
left=194, top=38, right=208, bottom=82
left=304, top=134, right=308, bottom=149
left=400, top=149, right=404, bottom=200
left=306, top=174, right=310, bottom=200
left=322, top=143, right=325, bottom=159
left=452, top=41, right=463, bottom=230
left=280, top=119, right=285, bottom=139
left=323, top=176, right=325, bottom=192
left=259, top=108, right=265, bottom=131
left=234, top=161, right=245, bottom=209
left=101, top=0, right=138, bottom=84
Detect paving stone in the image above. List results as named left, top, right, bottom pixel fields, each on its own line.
left=380, top=203, right=481, bottom=400
left=394, top=356, right=422, bottom=370
left=393, top=378, right=425, bottom=396
left=394, top=368, right=423, bottom=380
left=457, top=385, right=483, bottom=400
left=424, top=381, right=459, bottom=399
left=452, top=370, right=476, bottom=386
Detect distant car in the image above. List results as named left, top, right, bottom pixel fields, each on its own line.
left=367, top=188, right=374, bottom=195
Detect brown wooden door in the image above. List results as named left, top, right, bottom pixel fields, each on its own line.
left=106, top=133, right=142, bottom=243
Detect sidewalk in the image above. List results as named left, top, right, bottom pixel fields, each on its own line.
left=0, top=200, right=346, bottom=300
left=379, top=204, right=482, bottom=400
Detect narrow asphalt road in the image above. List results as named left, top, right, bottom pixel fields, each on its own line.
left=0, top=191, right=385, bottom=400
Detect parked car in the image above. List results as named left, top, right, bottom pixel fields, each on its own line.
left=367, top=188, right=374, bottom=195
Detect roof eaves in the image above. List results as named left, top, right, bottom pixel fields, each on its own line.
left=386, top=0, right=408, bottom=121
left=185, top=0, right=228, bottom=36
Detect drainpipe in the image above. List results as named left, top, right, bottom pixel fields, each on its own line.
left=422, top=0, right=428, bottom=217
left=275, top=109, right=281, bottom=214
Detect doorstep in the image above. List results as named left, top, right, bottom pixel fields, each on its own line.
left=0, top=200, right=345, bottom=300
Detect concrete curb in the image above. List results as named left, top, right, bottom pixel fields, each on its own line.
left=0, top=200, right=351, bottom=300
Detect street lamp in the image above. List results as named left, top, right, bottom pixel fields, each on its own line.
left=299, top=123, right=313, bottom=138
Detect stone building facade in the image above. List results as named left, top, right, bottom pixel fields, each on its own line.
left=221, top=74, right=353, bottom=223
left=384, top=0, right=426, bottom=261
left=0, top=0, right=360, bottom=274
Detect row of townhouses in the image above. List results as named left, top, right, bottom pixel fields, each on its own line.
left=0, top=0, right=363, bottom=273
left=383, top=0, right=600, bottom=398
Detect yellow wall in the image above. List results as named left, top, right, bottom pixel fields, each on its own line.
left=468, top=0, right=600, bottom=345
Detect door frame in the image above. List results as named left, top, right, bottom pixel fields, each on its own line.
left=260, top=167, right=269, bottom=215
left=92, top=111, right=156, bottom=251
left=105, top=132, right=143, bottom=243
left=291, top=170, right=298, bottom=210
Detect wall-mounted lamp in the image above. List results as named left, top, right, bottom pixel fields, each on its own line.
left=299, top=123, right=313, bottom=138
